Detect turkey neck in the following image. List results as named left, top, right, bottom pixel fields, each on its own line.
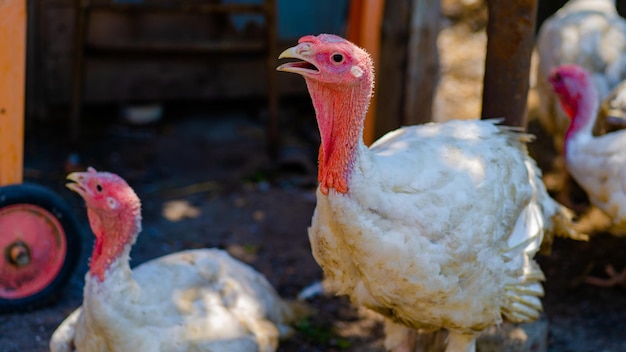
left=304, top=76, right=372, bottom=195
left=563, top=83, right=598, bottom=155
left=86, top=204, right=141, bottom=283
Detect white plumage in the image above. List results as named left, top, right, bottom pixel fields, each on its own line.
left=50, top=168, right=304, bottom=352
left=566, top=133, right=626, bottom=231
left=51, top=249, right=302, bottom=352
left=535, top=0, right=626, bottom=149
left=277, top=34, right=582, bottom=352
left=310, top=121, right=565, bottom=350
left=550, top=65, right=626, bottom=234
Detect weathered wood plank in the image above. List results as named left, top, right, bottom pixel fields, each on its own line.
left=403, top=0, right=440, bottom=126
left=347, top=0, right=385, bottom=146
left=0, top=0, right=27, bottom=185
left=374, top=0, right=410, bottom=139
left=481, top=0, right=538, bottom=128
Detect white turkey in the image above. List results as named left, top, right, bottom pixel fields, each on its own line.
left=549, top=64, right=626, bottom=288
left=49, top=167, right=306, bottom=352
left=277, top=33, right=584, bottom=352
left=535, top=0, right=626, bottom=150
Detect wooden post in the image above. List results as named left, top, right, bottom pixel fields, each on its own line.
left=265, top=0, right=279, bottom=157
left=69, top=0, right=87, bottom=144
left=374, top=0, right=410, bottom=140
left=347, top=0, right=385, bottom=146
left=0, top=0, right=27, bottom=186
left=353, top=0, right=438, bottom=141
left=481, top=0, right=538, bottom=128
left=403, top=0, right=440, bottom=126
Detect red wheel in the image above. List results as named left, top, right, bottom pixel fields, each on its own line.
left=0, top=183, right=81, bottom=312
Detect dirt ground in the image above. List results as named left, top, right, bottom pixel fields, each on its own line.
left=3, top=5, right=626, bottom=352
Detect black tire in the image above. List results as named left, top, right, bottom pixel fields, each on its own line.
left=0, top=183, right=82, bottom=313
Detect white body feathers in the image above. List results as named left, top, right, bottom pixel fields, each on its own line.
left=536, top=0, right=626, bottom=148
left=566, top=120, right=626, bottom=233
left=309, top=120, right=570, bottom=338
left=50, top=249, right=299, bottom=352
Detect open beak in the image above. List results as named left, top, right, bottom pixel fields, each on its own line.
left=66, top=172, right=88, bottom=197
left=66, top=167, right=97, bottom=197
left=276, top=44, right=320, bottom=76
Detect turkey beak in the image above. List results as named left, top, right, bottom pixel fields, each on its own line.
left=66, top=171, right=90, bottom=197
left=277, top=43, right=320, bottom=76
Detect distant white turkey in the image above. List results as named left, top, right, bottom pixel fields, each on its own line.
left=549, top=64, right=626, bottom=288
left=535, top=0, right=626, bottom=150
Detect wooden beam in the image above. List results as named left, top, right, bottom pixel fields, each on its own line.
left=347, top=0, right=385, bottom=146
left=403, top=0, right=440, bottom=126
left=264, top=0, right=279, bottom=156
left=481, top=0, right=538, bottom=128
left=374, top=0, right=410, bottom=140
left=0, top=0, right=27, bottom=185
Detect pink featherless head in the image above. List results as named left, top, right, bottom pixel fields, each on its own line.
left=66, top=167, right=141, bottom=281
left=548, top=64, right=596, bottom=120
left=277, top=33, right=374, bottom=86
left=66, top=167, right=140, bottom=216
left=277, top=34, right=376, bottom=195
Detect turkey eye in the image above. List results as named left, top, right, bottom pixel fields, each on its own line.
left=553, top=72, right=562, bottom=82
left=332, top=53, right=344, bottom=63
left=96, top=184, right=103, bottom=192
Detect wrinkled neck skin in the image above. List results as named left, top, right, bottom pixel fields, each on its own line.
left=305, top=78, right=371, bottom=195
left=80, top=208, right=141, bottom=348
left=563, top=88, right=598, bottom=155
left=85, top=206, right=141, bottom=285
